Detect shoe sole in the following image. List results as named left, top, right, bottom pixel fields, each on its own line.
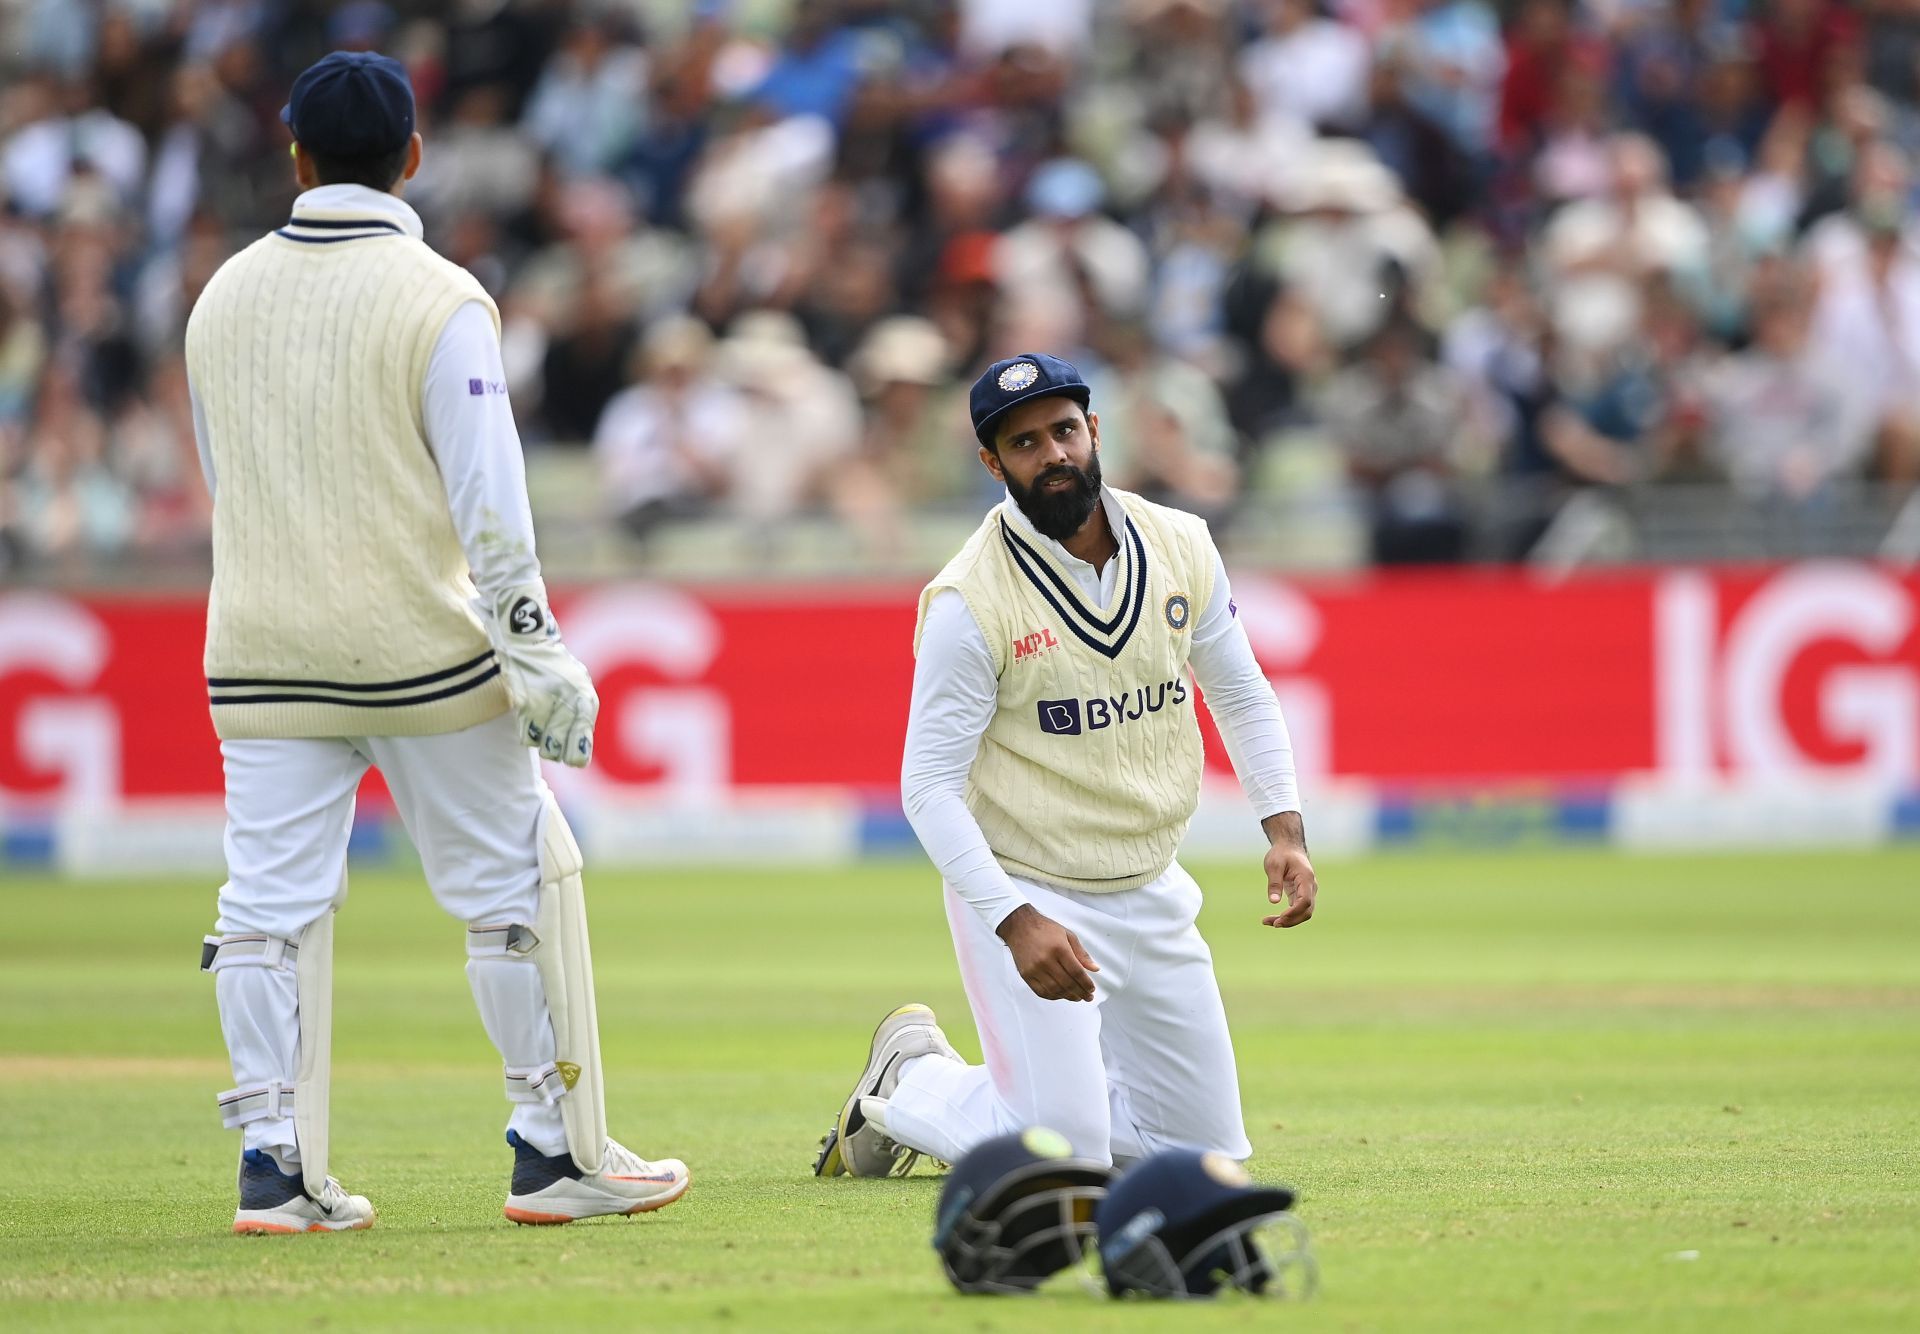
left=814, top=1003, right=935, bottom=1179
left=503, top=1174, right=691, bottom=1225
left=233, top=1216, right=373, bottom=1235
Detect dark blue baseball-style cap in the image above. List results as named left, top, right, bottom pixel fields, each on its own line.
left=969, top=352, right=1091, bottom=445
left=280, top=51, right=415, bottom=158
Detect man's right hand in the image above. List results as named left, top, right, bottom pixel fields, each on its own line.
left=996, top=905, right=1099, bottom=1002
left=478, top=582, right=598, bottom=768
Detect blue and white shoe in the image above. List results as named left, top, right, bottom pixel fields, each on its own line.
left=503, top=1131, right=690, bottom=1224
left=232, top=1149, right=375, bottom=1235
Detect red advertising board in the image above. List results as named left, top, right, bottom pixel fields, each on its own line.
left=3, top=562, right=1918, bottom=804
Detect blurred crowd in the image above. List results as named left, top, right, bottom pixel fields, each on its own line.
left=4, top=0, right=1920, bottom=576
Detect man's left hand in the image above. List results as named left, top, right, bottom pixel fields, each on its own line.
left=1261, top=832, right=1317, bottom=929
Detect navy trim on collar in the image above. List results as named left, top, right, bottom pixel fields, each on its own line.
left=285, top=216, right=405, bottom=232
left=1001, top=517, right=1136, bottom=634
left=276, top=216, right=406, bottom=243
left=998, top=515, right=1150, bottom=661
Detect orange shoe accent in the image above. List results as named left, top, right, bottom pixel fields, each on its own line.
left=503, top=1177, right=689, bottom=1225
left=504, top=1206, right=576, bottom=1225
left=233, top=1216, right=373, bottom=1235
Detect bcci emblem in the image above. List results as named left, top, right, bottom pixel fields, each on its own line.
left=998, top=361, right=1039, bottom=392
left=1164, top=593, right=1191, bottom=631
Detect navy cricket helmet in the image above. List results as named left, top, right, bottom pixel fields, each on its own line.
left=932, top=1128, right=1114, bottom=1294
left=1095, top=1150, right=1317, bottom=1300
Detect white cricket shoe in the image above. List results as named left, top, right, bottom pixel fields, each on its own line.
left=813, top=1002, right=961, bottom=1179
left=503, top=1132, right=691, bottom=1224
left=233, top=1149, right=375, bottom=1235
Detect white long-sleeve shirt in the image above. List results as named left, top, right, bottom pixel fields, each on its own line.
left=902, top=488, right=1299, bottom=931
left=188, top=184, right=541, bottom=600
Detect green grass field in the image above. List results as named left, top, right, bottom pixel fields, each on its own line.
left=2, top=847, right=1917, bottom=1331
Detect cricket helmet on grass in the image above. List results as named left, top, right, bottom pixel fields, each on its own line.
left=1095, top=1149, right=1316, bottom=1300
left=932, top=1128, right=1113, bottom=1294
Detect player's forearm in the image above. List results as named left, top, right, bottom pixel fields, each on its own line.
left=423, top=301, right=545, bottom=598
left=1208, top=679, right=1300, bottom=818
left=901, top=592, right=1030, bottom=931
left=1187, top=559, right=1299, bottom=819
left=900, top=781, right=1030, bottom=931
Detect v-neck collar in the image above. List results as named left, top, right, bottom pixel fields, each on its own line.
left=997, top=488, right=1150, bottom=661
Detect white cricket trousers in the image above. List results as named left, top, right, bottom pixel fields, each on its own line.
left=884, top=862, right=1253, bottom=1169
left=213, top=711, right=567, bottom=1161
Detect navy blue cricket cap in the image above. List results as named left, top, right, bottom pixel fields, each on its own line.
left=969, top=352, right=1091, bottom=445
left=280, top=51, right=415, bottom=159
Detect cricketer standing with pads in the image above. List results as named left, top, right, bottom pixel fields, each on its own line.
left=185, top=52, right=689, bottom=1233
left=814, top=354, right=1317, bottom=1176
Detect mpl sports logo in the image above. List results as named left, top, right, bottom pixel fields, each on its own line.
left=1037, top=679, right=1189, bottom=735
left=1012, top=627, right=1060, bottom=663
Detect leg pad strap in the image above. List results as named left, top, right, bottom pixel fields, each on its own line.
left=467, top=922, right=540, bottom=959
left=504, top=1062, right=570, bottom=1106
left=218, top=1081, right=295, bottom=1128
left=202, top=933, right=299, bottom=972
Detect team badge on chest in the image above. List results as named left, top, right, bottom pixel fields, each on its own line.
left=1164, top=593, right=1191, bottom=631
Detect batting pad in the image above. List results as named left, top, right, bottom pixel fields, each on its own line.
left=294, top=909, right=335, bottom=1198
left=534, top=793, right=607, bottom=1174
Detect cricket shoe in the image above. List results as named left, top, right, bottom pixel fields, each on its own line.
left=232, top=1149, right=375, bottom=1235
left=503, top=1132, right=691, bottom=1224
left=813, top=1002, right=961, bottom=1179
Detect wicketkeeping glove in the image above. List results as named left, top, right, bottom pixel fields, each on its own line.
left=478, top=582, right=598, bottom=768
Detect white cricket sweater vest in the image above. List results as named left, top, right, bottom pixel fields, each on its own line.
left=914, top=489, right=1217, bottom=892
left=185, top=204, right=510, bottom=739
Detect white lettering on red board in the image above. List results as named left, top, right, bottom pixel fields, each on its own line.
left=551, top=586, right=731, bottom=797
left=1656, top=564, right=1918, bottom=783
left=0, top=594, right=121, bottom=803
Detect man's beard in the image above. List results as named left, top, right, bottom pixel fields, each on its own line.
left=1007, top=452, right=1102, bottom=541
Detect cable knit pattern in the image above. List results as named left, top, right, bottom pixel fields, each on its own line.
left=185, top=209, right=510, bottom=739
left=913, top=489, right=1216, bottom=892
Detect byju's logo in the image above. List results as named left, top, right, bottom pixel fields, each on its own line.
left=1037, top=699, right=1082, bottom=735
left=1036, top=680, right=1188, bottom=738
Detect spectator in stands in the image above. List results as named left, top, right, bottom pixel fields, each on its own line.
left=1540, top=277, right=1708, bottom=488
left=593, top=315, right=743, bottom=542
left=1802, top=140, right=1920, bottom=483
left=521, top=13, right=650, bottom=177
left=1365, top=43, right=1477, bottom=228
left=2, top=73, right=147, bottom=220
left=1539, top=133, right=1710, bottom=371
left=1267, top=138, right=1442, bottom=352
left=540, top=264, right=640, bottom=445
left=1317, top=314, right=1489, bottom=563
left=1755, top=0, right=1860, bottom=110
left=714, top=309, right=862, bottom=530
left=1239, top=0, right=1372, bottom=134
left=1703, top=267, right=1866, bottom=499
left=994, top=158, right=1151, bottom=351
left=12, top=360, right=135, bottom=569
left=834, top=315, right=965, bottom=557
left=1385, top=0, right=1507, bottom=161
left=1087, top=320, right=1240, bottom=524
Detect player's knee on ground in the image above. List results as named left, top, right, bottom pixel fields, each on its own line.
left=1020, top=1094, right=1113, bottom=1168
